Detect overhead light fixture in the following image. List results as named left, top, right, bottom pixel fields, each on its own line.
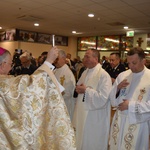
left=88, top=13, right=94, bottom=17
left=34, top=23, right=39, bottom=26
left=72, top=31, right=83, bottom=34
left=124, top=26, right=128, bottom=29
left=72, top=31, right=76, bottom=34
left=144, top=51, right=149, bottom=54
left=0, top=27, right=2, bottom=29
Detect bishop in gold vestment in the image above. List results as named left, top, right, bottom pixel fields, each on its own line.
left=0, top=47, right=76, bottom=150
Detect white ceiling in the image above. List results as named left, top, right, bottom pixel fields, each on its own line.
left=0, top=0, right=150, bottom=37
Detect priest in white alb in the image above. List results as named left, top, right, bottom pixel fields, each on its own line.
left=109, top=47, right=150, bottom=150
left=54, top=49, right=76, bottom=120
left=73, top=49, right=112, bottom=150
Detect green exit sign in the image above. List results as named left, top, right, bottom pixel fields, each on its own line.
left=126, top=31, right=134, bottom=37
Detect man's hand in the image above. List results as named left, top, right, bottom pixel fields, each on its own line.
left=117, top=79, right=129, bottom=90
left=46, top=46, right=58, bottom=64
left=118, top=99, right=129, bottom=111
left=75, top=84, right=86, bottom=94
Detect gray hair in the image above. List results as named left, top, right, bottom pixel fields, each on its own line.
left=58, top=49, right=66, bottom=58
left=20, top=51, right=32, bottom=60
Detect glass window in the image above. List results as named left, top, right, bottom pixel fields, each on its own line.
left=97, top=35, right=120, bottom=50
left=121, top=36, right=133, bottom=50
left=78, top=37, right=96, bottom=50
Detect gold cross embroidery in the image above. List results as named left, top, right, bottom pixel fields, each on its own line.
left=60, top=75, right=65, bottom=86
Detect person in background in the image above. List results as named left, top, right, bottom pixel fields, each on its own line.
left=0, top=47, right=76, bottom=150
left=54, top=49, right=76, bottom=120
left=75, top=56, right=83, bottom=81
left=41, top=51, right=48, bottom=62
left=106, top=53, right=126, bottom=121
left=9, top=49, right=22, bottom=76
left=73, top=49, right=112, bottom=150
left=36, top=51, right=48, bottom=67
left=123, top=58, right=129, bottom=70
left=101, top=55, right=110, bottom=70
left=30, top=52, right=36, bottom=67
left=106, top=53, right=126, bottom=84
left=77, top=61, right=86, bottom=82
left=36, top=55, right=43, bottom=67
left=66, top=53, right=76, bottom=75
left=145, top=56, right=150, bottom=69
left=109, top=47, right=150, bottom=150
left=19, top=51, right=37, bottom=75
left=66, top=53, right=74, bottom=67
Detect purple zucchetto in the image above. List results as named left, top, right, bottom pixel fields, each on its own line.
left=0, top=47, right=6, bottom=55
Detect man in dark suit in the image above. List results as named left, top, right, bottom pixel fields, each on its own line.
left=101, top=55, right=110, bottom=70
left=106, top=52, right=126, bottom=121
left=106, top=53, right=126, bottom=84
left=19, top=51, right=37, bottom=75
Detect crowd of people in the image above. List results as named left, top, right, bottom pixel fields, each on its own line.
left=0, top=46, right=149, bottom=150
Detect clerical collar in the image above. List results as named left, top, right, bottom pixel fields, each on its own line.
left=55, top=64, right=66, bottom=69
left=89, top=63, right=99, bottom=71
left=132, top=67, right=145, bottom=76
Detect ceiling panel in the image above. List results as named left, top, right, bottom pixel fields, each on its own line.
left=0, top=0, right=150, bottom=37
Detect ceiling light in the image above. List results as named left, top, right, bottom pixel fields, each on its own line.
left=124, top=26, right=128, bottom=29
left=72, top=31, right=83, bottom=34
left=72, top=31, right=76, bottom=34
left=88, top=13, right=94, bottom=17
left=0, top=27, right=2, bottom=29
left=144, top=51, right=149, bottom=54
left=34, top=23, right=39, bottom=26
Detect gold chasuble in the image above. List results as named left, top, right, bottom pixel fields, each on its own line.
left=0, top=64, right=76, bottom=150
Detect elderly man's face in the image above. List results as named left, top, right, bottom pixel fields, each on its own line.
left=1, top=54, right=12, bottom=75
left=83, top=50, right=98, bottom=69
left=54, top=55, right=66, bottom=68
left=20, top=57, right=31, bottom=68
